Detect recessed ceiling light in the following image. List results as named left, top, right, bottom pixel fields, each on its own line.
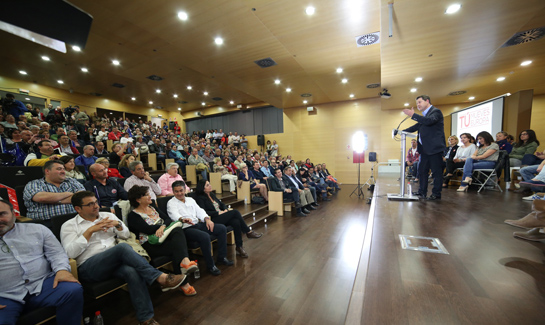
left=131, top=97, right=136, bottom=101
left=404, top=103, right=409, bottom=106
left=274, top=79, right=281, bottom=85
left=25, top=98, right=30, bottom=100
left=496, top=76, right=505, bottom=82
left=149, top=101, right=153, bottom=104
left=214, top=37, right=223, bottom=45
left=306, top=6, right=315, bottom=15
left=156, top=89, right=161, bottom=94
left=415, top=77, right=423, bottom=82
left=201, top=102, right=206, bottom=106
left=177, top=11, right=188, bottom=20
left=112, top=60, right=120, bottom=65
left=349, top=94, right=354, bottom=98
left=173, top=94, right=178, bottom=98
left=469, top=96, right=475, bottom=100
left=41, top=56, right=50, bottom=61
left=286, top=88, right=292, bottom=92
left=110, top=112, right=113, bottom=115
left=229, top=101, right=234, bottom=104
left=19, top=70, right=27, bottom=75
left=178, top=107, right=182, bottom=111
left=445, top=4, right=461, bottom=14
left=521, top=60, right=532, bottom=66
left=303, top=100, right=308, bottom=104
left=336, top=68, right=343, bottom=73
left=57, top=80, right=64, bottom=84
left=410, top=88, right=417, bottom=92
left=341, top=78, right=348, bottom=83
left=72, top=45, right=81, bottom=52
left=187, top=86, right=192, bottom=90
left=81, top=67, right=88, bottom=72
left=203, top=91, right=208, bottom=95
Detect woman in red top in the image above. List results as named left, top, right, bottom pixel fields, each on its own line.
left=173, top=122, right=181, bottom=135
left=304, top=158, right=314, bottom=169
left=96, top=157, right=123, bottom=178
left=223, top=157, right=238, bottom=175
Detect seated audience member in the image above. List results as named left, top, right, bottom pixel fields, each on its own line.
left=299, top=167, right=329, bottom=201
left=94, top=141, right=108, bottom=154
left=109, top=143, right=126, bottom=166
left=23, top=160, right=85, bottom=222
left=84, top=163, right=128, bottom=208
left=0, top=114, right=18, bottom=130
left=119, top=154, right=136, bottom=178
left=304, top=158, right=314, bottom=169
left=319, top=163, right=340, bottom=185
left=260, top=160, right=274, bottom=178
left=443, top=133, right=476, bottom=187
left=24, top=140, right=65, bottom=166
left=56, top=134, right=79, bottom=155
left=158, top=162, right=190, bottom=196
left=75, top=145, right=97, bottom=174
left=443, top=135, right=459, bottom=170
left=406, top=139, right=420, bottom=179
left=96, top=157, right=123, bottom=179
left=107, top=127, right=122, bottom=142
left=96, top=126, right=108, bottom=143
left=521, top=148, right=544, bottom=167
left=251, top=161, right=268, bottom=182
left=202, top=149, right=215, bottom=164
left=59, top=156, right=86, bottom=181
left=496, top=131, right=513, bottom=153
left=457, top=131, right=499, bottom=192
left=167, top=145, right=187, bottom=174
left=149, top=138, right=166, bottom=167
left=50, top=127, right=65, bottom=142
left=285, top=166, right=315, bottom=212
left=167, top=181, right=233, bottom=275
left=0, top=197, right=83, bottom=325
left=60, top=191, right=185, bottom=325
left=223, top=157, right=238, bottom=175
left=509, top=129, right=539, bottom=167
left=270, top=168, right=308, bottom=217
left=67, top=130, right=83, bottom=148
left=195, top=180, right=262, bottom=258
left=506, top=134, right=515, bottom=145
left=124, top=161, right=162, bottom=202
left=127, top=186, right=198, bottom=296
left=234, top=155, right=246, bottom=170
left=238, top=165, right=268, bottom=202
left=213, top=158, right=238, bottom=194
left=188, top=148, right=209, bottom=181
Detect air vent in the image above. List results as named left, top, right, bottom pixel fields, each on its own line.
left=89, top=92, right=102, bottom=96
left=212, top=97, right=222, bottom=101
left=367, top=83, right=380, bottom=89
left=178, top=101, right=188, bottom=104
left=300, top=93, right=312, bottom=97
left=155, top=106, right=163, bottom=109
left=112, top=83, right=125, bottom=88
left=147, top=75, right=164, bottom=81
left=254, top=57, right=277, bottom=68
left=502, top=27, right=545, bottom=47
left=355, top=32, right=380, bottom=47
left=448, top=90, right=467, bottom=96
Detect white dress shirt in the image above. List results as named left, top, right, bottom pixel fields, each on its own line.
left=166, top=196, right=208, bottom=229
left=123, top=175, right=162, bottom=200
left=60, top=212, right=129, bottom=266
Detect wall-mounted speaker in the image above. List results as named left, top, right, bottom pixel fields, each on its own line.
left=257, top=135, right=265, bottom=146
left=369, top=152, right=377, bottom=162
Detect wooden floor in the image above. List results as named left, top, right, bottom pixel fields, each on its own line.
left=349, top=176, right=545, bottom=325
left=76, top=185, right=371, bottom=324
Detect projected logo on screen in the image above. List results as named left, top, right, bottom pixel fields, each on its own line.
left=457, top=102, right=492, bottom=136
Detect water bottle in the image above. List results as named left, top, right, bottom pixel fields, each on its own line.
left=194, top=261, right=200, bottom=279
left=244, top=197, right=248, bottom=205
left=93, top=311, right=104, bottom=325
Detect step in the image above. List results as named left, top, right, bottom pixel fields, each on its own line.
left=247, top=210, right=278, bottom=229
left=237, top=203, right=270, bottom=219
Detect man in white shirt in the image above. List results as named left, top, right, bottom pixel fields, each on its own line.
left=60, top=191, right=185, bottom=325
left=123, top=161, right=162, bottom=201
left=167, top=181, right=232, bottom=276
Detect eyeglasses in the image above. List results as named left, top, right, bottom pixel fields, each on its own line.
left=81, top=201, right=99, bottom=208
left=1, top=238, right=11, bottom=254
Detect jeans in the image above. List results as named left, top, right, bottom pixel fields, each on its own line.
left=520, top=165, right=539, bottom=182
left=521, top=154, right=543, bottom=166
left=213, top=210, right=250, bottom=248
left=183, top=222, right=227, bottom=269
left=0, top=276, right=83, bottom=325
left=78, top=243, right=162, bottom=322
left=462, top=158, right=496, bottom=180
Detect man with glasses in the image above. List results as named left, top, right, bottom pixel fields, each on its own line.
left=0, top=197, right=83, bottom=324
left=60, top=191, right=185, bottom=325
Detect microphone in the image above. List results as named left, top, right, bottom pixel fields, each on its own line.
left=393, top=115, right=411, bottom=136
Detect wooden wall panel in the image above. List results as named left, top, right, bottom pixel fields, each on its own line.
left=530, top=94, right=545, bottom=152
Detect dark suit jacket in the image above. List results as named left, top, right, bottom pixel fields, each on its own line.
left=270, top=175, right=296, bottom=192
left=194, top=193, right=226, bottom=218
left=403, top=105, right=446, bottom=155
left=444, top=145, right=459, bottom=161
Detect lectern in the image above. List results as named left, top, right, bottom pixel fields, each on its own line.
left=388, top=129, right=420, bottom=201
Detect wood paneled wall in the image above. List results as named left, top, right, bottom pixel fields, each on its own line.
left=530, top=94, right=545, bottom=152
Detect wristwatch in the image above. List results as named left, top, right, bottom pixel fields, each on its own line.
left=116, top=221, right=122, bottom=229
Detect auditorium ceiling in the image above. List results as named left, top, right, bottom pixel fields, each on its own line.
left=1, top=0, right=545, bottom=112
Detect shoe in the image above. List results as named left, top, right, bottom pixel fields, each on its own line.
left=231, top=191, right=236, bottom=195
left=412, top=191, right=425, bottom=198
left=246, top=231, right=263, bottom=238
left=216, top=257, right=234, bottom=266
left=302, top=208, right=311, bottom=214
left=513, top=228, right=545, bottom=241
left=139, top=318, right=160, bottom=325
left=236, top=246, right=249, bottom=258
left=296, top=212, right=307, bottom=217
left=180, top=261, right=198, bottom=275
left=505, top=200, right=545, bottom=229
left=160, top=273, right=186, bottom=292
left=523, top=194, right=540, bottom=201
left=426, top=195, right=441, bottom=200
left=327, top=192, right=333, bottom=196
left=307, top=205, right=317, bottom=210
left=322, top=197, right=331, bottom=201
left=457, top=183, right=469, bottom=192
left=312, top=202, right=320, bottom=207
left=209, top=266, right=221, bottom=276
left=294, top=203, right=302, bottom=209
left=414, top=178, right=419, bottom=182
left=180, top=284, right=197, bottom=296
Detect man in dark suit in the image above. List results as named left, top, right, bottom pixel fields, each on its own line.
left=402, top=95, right=446, bottom=200
left=269, top=168, right=307, bottom=217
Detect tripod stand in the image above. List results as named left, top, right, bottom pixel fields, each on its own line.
left=350, top=162, right=365, bottom=199
left=363, top=161, right=377, bottom=188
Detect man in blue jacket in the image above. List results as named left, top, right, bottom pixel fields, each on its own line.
left=403, top=95, right=446, bottom=200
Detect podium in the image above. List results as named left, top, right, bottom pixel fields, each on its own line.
left=388, top=129, right=420, bottom=201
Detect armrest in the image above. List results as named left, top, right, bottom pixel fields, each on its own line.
left=69, top=258, right=78, bottom=279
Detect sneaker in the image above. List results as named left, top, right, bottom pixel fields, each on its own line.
left=523, top=194, right=541, bottom=201
left=160, top=274, right=186, bottom=292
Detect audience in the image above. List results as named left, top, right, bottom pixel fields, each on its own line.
left=119, top=154, right=136, bottom=178
left=443, top=135, right=459, bottom=171
left=75, top=145, right=98, bottom=174
left=188, top=148, right=209, bottom=181
left=213, top=159, right=238, bottom=194
left=59, top=156, right=86, bottom=181
left=406, top=139, right=420, bottom=179
left=443, top=133, right=476, bottom=187
left=96, top=157, right=123, bottom=179
left=238, top=165, right=268, bottom=202
left=124, top=161, right=162, bottom=202
left=509, top=129, right=539, bottom=167
left=496, top=131, right=513, bottom=153
left=24, top=139, right=65, bottom=166
left=85, top=163, right=128, bottom=208
left=457, top=131, right=499, bottom=192
left=284, top=166, right=316, bottom=212
left=158, top=162, right=190, bottom=196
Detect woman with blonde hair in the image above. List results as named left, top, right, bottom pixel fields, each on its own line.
left=118, top=154, right=136, bottom=178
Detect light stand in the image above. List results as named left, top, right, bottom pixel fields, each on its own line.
left=363, top=161, right=377, bottom=188
left=349, top=131, right=366, bottom=199
left=350, top=161, right=365, bottom=198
